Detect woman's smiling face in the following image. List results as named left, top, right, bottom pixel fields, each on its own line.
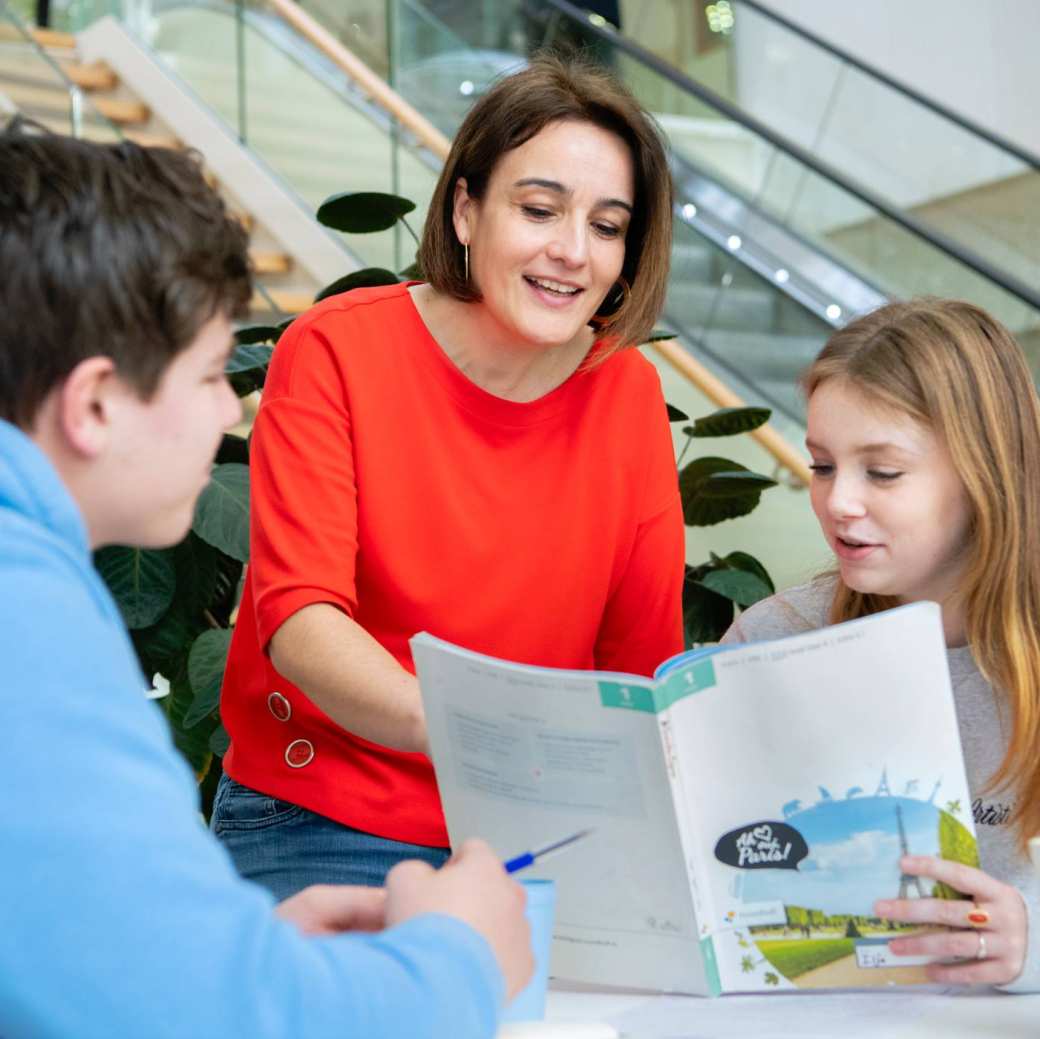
left=452, top=118, right=634, bottom=352
left=807, top=377, right=973, bottom=607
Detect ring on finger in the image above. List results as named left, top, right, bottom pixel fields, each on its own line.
left=975, top=931, right=988, bottom=961
left=967, top=904, right=990, bottom=927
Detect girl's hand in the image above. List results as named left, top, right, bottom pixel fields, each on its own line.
left=875, top=855, right=1027, bottom=986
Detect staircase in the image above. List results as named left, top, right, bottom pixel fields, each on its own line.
left=0, top=20, right=320, bottom=317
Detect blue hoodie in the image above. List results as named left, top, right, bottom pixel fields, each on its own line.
left=0, top=418, right=503, bottom=1039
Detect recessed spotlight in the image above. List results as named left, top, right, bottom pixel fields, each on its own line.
left=459, top=80, right=475, bottom=97
left=826, top=304, right=842, bottom=321
left=682, top=202, right=697, bottom=220
left=775, top=268, right=789, bottom=283
left=727, top=235, right=742, bottom=251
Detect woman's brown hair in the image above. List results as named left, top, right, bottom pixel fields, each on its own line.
left=803, top=298, right=1040, bottom=849
left=418, top=54, right=673, bottom=356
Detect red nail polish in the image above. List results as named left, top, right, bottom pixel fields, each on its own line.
left=968, top=911, right=989, bottom=925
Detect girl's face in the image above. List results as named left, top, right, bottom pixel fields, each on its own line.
left=806, top=378, right=973, bottom=607
left=452, top=118, right=633, bottom=353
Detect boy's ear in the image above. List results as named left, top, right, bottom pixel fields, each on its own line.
left=56, top=356, right=121, bottom=459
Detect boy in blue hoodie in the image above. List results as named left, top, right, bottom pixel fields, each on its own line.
left=0, top=124, right=530, bottom=1039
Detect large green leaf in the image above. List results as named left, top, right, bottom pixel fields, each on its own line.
left=209, top=723, right=230, bottom=757
left=680, top=457, right=763, bottom=526
left=316, top=191, right=416, bottom=233
left=161, top=666, right=216, bottom=778
left=683, top=564, right=734, bottom=643
left=645, top=329, right=678, bottom=343
left=666, top=403, right=689, bottom=422
left=720, top=550, right=775, bottom=596
left=698, top=567, right=773, bottom=607
left=192, top=464, right=250, bottom=563
left=226, top=342, right=273, bottom=373
left=184, top=628, right=232, bottom=729
left=315, top=267, right=400, bottom=303
left=699, top=470, right=778, bottom=498
left=686, top=406, right=771, bottom=438
left=234, top=325, right=281, bottom=346
left=171, top=533, right=219, bottom=620
left=215, top=434, right=249, bottom=467
left=94, top=545, right=176, bottom=629
left=131, top=605, right=196, bottom=678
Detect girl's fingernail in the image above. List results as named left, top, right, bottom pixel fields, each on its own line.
left=968, top=910, right=990, bottom=926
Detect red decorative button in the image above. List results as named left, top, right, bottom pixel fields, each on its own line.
left=285, top=738, right=314, bottom=768
left=267, top=691, right=292, bottom=722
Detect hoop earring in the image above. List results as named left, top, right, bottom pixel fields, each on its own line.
left=591, top=275, right=631, bottom=328
left=464, top=243, right=470, bottom=283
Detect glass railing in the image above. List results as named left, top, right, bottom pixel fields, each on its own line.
left=612, top=0, right=1040, bottom=329
left=226, top=0, right=833, bottom=430
left=283, top=0, right=1040, bottom=421
left=47, top=0, right=1040, bottom=425
left=143, top=0, right=442, bottom=273
left=0, top=1, right=122, bottom=142
left=518, top=2, right=1040, bottom=382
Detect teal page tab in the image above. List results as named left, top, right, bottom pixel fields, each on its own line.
left=656, top=658, right=717, bottom=710
left=598, top=681, right=656, bottom=713
left=598, top=658, right=716, bottom=714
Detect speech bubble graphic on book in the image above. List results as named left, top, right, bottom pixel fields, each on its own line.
left=715, top=821, right=809, bottom=871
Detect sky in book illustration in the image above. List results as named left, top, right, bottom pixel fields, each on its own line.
left=738, top=794, right=946, bottom=916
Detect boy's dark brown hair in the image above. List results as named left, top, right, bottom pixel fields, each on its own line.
left=0, top=122, right=252, bottom=429
left=418, top=55, right=673, bottom=354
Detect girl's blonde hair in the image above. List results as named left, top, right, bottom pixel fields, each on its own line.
left=803, top=298, right=1040, bottom=849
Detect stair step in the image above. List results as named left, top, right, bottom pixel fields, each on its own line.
left=120, top=127, right=181, bottom=149
left=29, top=27, right=76, bottom=51
left=63, top=60, right=118, bottom=92
left=250, top=251, right=292, bottom=275
left=93, top=95, right=150, bottom=126
left=251, top=288, right=314, bottom=315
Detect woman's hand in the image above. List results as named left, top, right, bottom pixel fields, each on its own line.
left=875, top=855, right=1027, bottom=985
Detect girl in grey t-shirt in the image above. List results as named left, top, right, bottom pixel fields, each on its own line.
left=724, top=299, right=1040, bottom=991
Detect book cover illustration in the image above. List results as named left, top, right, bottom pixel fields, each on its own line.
left=708, top=771, right=978, bottom=990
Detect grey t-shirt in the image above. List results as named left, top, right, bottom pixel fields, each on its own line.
left=721, top=578, right=1039, bottom=993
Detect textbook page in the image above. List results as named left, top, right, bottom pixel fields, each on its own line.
left=661, top=602, right=976, bottom=993
left=412, top=634, right=708, bottom=994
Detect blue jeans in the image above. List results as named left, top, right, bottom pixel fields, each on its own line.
left=211, top=774, right=450, bottom=902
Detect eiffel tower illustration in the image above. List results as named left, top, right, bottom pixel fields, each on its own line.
left=895, top=804, right=928, bottom=899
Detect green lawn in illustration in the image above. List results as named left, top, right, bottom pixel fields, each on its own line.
left=755, top=939, right=855, bottom=979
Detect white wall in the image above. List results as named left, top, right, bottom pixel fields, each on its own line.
left=757, top=0, right=1040, bottom=156
left=735, top=0, right=1039, bottom=218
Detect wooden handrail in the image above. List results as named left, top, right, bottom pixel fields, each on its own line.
left=265, top=0, right=452, bottom=160
left=263, top=0, right=809, bottom=486
left=649, top=337, right=811, bottom=487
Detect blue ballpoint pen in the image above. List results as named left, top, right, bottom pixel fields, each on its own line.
left=503, top=828, right=595, bottom=874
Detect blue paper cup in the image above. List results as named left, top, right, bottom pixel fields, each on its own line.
left=501, top=878, right=556, bottom=1023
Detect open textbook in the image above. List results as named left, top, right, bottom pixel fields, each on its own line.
left=411, top=601, right=978, bottom=995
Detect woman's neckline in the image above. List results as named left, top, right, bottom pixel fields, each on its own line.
left=404, top=282, right=601, bottom=408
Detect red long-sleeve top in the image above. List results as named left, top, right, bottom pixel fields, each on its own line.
left=221, top=284, right=684, bottom=846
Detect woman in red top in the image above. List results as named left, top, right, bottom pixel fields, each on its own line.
left=213, top=56, right=684, bottom=898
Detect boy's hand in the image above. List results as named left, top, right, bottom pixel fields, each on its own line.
left=385, top=839, right=534, bottom=999
left=276, top=884, right=386, bottom=935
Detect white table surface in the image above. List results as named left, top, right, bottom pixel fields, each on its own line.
left=539, top=981, right=1040, bottom=1037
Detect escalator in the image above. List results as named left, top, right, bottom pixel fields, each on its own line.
left=27, top=0, right=1040, bottom=442
left=235, top=0, right=1040, bottom=443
